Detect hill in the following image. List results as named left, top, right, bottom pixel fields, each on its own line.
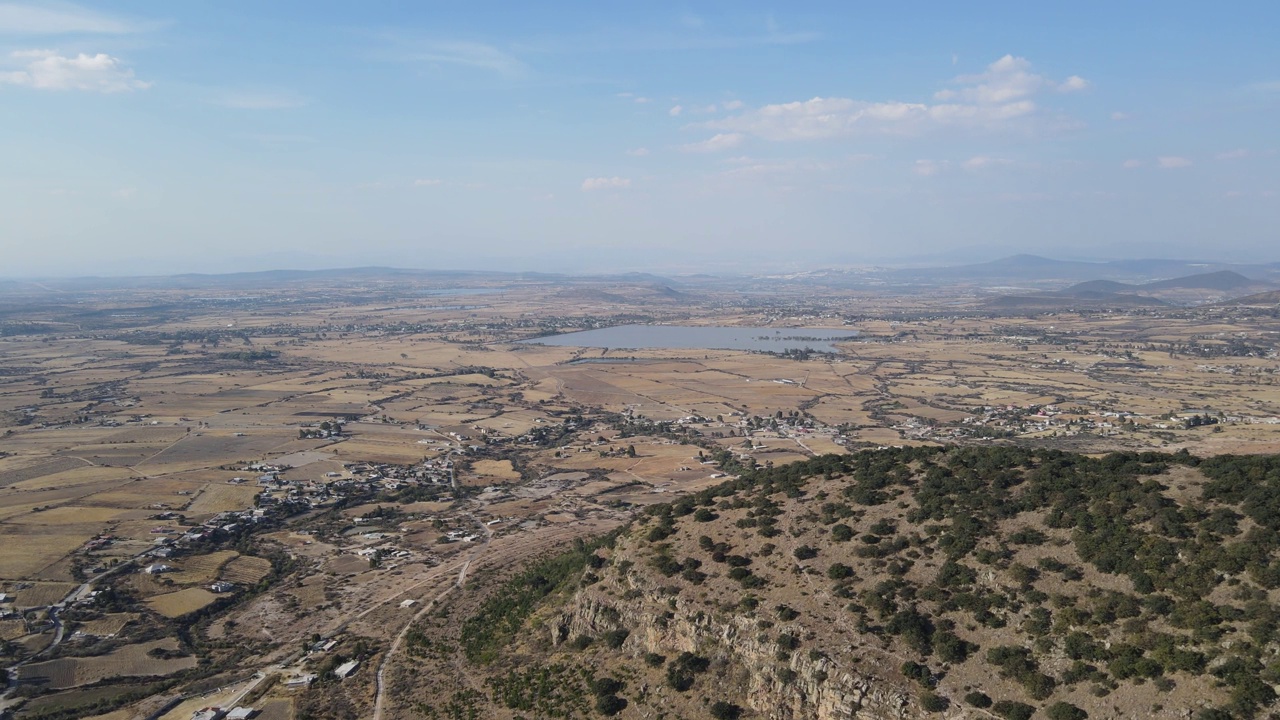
left=1225, top=290, right=1280, bottom=305
left=889, top=256, right=1280, bottom=290
left=398, top=447, right=1280, bottom=720
left=1065, top=271, right=1259, bottom=295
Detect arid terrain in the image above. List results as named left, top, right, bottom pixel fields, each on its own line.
left=1, top=264, right=1279, bottom=720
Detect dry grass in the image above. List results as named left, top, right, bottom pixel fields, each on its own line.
left=18, top=639, right=196, bottom=689
left=186, top=483, right=259, bottom=514
left=168, top=550, right=239, bottom=585
left=0, top=533, right=87, bottom=580
left=75, top=613, right=138, bottom=638
left=220, top=555, right=272, bottom=585
left=3, top=581, right=77, bottom=608
left=145, top=588, right=219, bottom=618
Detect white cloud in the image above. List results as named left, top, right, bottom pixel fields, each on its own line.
left=1110, top=111, right=1130, bottom=121
left=668, top=104, right=682, bottom=117
left=113, top=186, right=136, bottom=199
left=1157, top=156, right=1192, bottom=169
left=0, top=49, right=149, bottom=91
left=681, top=132, right=744, bottom=153
left=708, top=55, right=1080, bottom=141
left=625, top=147, right=650, bottom=156
left=722, top=99, right=744, bottom=111
left=0, top=3, right=145, bottom=34
left=413, top=178, right=443, bottom=186
left=1215, top=148, right=1248, bottom=160
left=1058, top=75, right=1089, bottom=92
left=633, top=96, right=650, bottom=104
left=1122, top=159, right=1144, bottom=169
left=963, top=155, right=1011, bottom=170
left=404, top=41, right=524, bottom=76
left=581, top=176, right=631, bottom=191
left=914, top=159, right=945, bottom=176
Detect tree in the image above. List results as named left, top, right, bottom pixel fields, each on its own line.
left=626, top=445, right=637, bottom=458
left=710, top=701, right=743, bottom=719
left=1046, top=702, right=1088, bottom=720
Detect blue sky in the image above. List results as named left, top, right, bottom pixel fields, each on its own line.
left=2, top=1, right=1278, bottom=276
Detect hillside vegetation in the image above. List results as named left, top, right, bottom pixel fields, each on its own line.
left=405, top=447, right=1280, bottom=720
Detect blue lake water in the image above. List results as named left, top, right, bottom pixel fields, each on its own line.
left=519, top=325, right=859, bottom=352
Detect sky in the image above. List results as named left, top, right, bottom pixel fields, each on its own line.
left=1, top=1, right=1278, bottom=277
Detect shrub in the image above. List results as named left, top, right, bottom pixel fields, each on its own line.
left=595, top=694, right=627, bottom=716
left=920, top=692, right=949, bottom=712
left=832, top=524, right=854, bottom=542
left=964, top=691, right=992, bottom=708
left=827, top=563, right=854, bottom=580
left=1045, top=702, right=1088, bottom=720
left=794, top=545, right=819, bottom=560
left=665, top=652, right=710, bottom=691
left=710, top=701, right=743, bottom=719
left=590, top=677, right=624, bottom=695
left=602, top=629, right=630, bottom=649
left=991, top=700, right=1036, bottom=720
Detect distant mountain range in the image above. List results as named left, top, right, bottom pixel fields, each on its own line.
left=5, top=255, right=1280, bottom=302
left=1064, top=270, right=1260, bottom=294
left=888, top=254, right=1280, bottom=287
left=977, top=268, right=1279, bottom=310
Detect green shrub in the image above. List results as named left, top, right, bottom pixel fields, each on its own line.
left=919, top=692, right=949, bottom=712
left=709, top=701, right=743, bottom=719
left=991, top=700, right=1035, bottom=720
left=1045, top=701, right=1088, bottom=720
left=963, top=691, right=992, bottom=708
left=595, top=694, right=627, bottom=716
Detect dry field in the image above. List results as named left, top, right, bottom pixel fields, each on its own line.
left=17, top=639, right=195, bottom=689
left=75, top=613, right=138, bottom=637
left=168, top=549, right=239, bottom=585
left=219, top=555, right=273, bottom=585
left=145, top=588, right=220, bottom=618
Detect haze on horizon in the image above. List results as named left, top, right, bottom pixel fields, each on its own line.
left=1, top=1, right=1277, bottom=278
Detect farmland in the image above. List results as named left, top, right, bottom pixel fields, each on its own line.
left=1, top=269, right=1279, bottom=719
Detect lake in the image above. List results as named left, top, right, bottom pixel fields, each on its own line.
left=519, top=325, right=859, bottom=353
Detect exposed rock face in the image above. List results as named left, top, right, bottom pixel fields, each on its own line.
left=555, top=559, right=916, bottom=720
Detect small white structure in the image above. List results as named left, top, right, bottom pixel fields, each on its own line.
left=144, top=563, right=175, bottom=575
left=226, top=708, right=256, bottom=720
left=334, top=659, right=360, bottom=679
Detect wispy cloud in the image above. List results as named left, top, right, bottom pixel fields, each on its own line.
left=1244, top=80, right=1280, bottom=94
left=681, top=132, right=744, bottom=153
left=0, top=49, right=149, bottom=92
left=1157, top=156, right=1192, bottom=169
left=1215, top=148, right=1248, bottom=160
left=0, top=2, right=151, bottom=34
left=413, top=178, right=443, bottom=186
left=1110, top=111, right=1130, bottom=121
left=1122, top=159, right=1143, bottom=169
left=668, top=104, right=682, bottom=117
left=914, top=159, right=946, bottom=176
left=211, top=89, right=308, bottom=110
left=399, top=39, right=525, bottom=76
left=625, top=147, right=650, bottom=157
left=963, top=155, right=1012, bottom=170
left=581, top=176, right=631, bottom=191
left=707, top=55, right=1084, bottom=141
